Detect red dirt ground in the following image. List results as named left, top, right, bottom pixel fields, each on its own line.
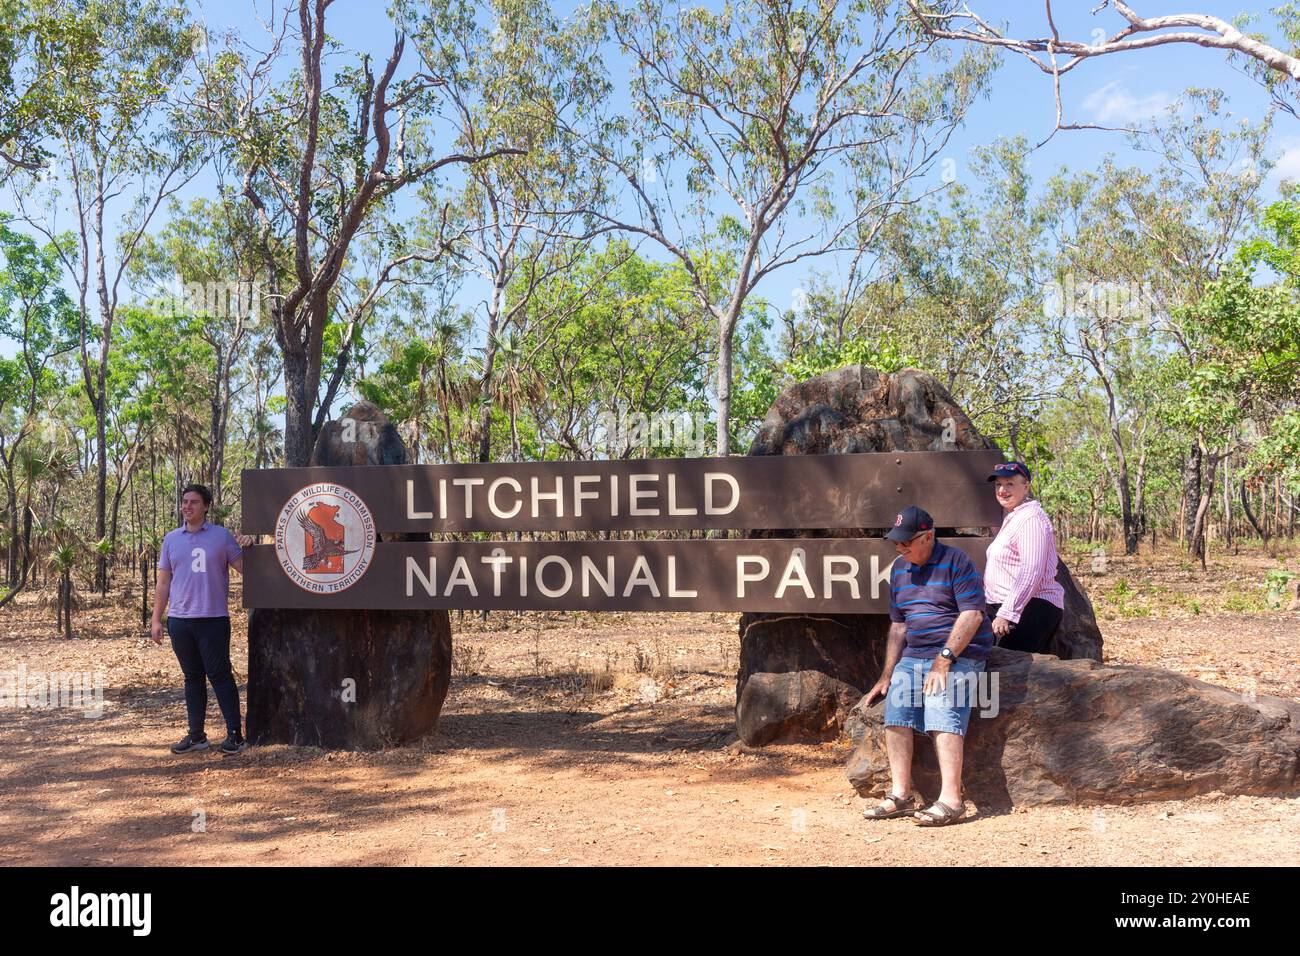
left=1, top=545, right=1297, bottom=866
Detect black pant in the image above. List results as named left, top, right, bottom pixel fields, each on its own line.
left=986, top=598, right=1063, bottom=654
left=168, top=616, right=241, bottom=737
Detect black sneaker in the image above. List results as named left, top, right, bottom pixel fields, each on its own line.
left=171, top=733, right=209, bottom=754
left=219, top=733, right=247, bottom=755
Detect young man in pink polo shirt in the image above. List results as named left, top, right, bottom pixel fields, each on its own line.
left=149, top=484, right=252, bottom=755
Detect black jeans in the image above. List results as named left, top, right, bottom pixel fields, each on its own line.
left=986, top=598, right=1063, bottom=654
left=168, top=616, right=241, bottom=738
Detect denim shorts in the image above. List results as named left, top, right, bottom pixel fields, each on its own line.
left=883, top=655, right=987, bottom=737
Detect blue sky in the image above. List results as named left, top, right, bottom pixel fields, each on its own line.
left=4, top=0, right=1296, bottom=380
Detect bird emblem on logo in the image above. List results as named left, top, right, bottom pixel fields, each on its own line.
left=296, top=503, right=356, bottom=573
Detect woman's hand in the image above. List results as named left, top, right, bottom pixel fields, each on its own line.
left=992, top=616, right=1012, bottom=638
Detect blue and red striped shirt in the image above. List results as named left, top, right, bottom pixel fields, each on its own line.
left=889, top=541, right=994, bottom=661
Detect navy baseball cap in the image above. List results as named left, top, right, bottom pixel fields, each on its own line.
left=885, top=506, right=934, bottom=542
left=988, top=460, right=1031, bottom=482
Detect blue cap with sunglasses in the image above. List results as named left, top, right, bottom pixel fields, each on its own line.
left=884, top=505, right=934, bottom=543
left=987, top=460, right=1031, bottom=482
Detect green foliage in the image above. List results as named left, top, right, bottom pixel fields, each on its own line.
left=784, top=335, right=916, bottom=383
left=1222, top=591, right=1268, bottom=613
left=727, top=308, right=779, bottom=452
left=1265, top=567, right=1296, bottom=608
left=0, top=0, right=100, bottom=175
left=2, top=0, right=1300, bottom=589
left=514, top=241, right=716, bottom=458
left=1174, top=195, right=1300, bottom=497
left=0, top=215, right=79, bottom=370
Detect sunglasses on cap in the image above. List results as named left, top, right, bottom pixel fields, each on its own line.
left=987, top=462, right=1031, bottom=481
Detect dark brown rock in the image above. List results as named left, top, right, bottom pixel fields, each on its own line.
left=750, top=366, right=992, bottom=456
left=246, top=607, right=452, bottom=749
left=1051, top=557, right=1103, bottom=660
left=844, top=646, right=1300, bottom=807
left=310, top=399, right=411, bottom=467
left=735, top=614, right=888, bottom=745
left=244, top=400, right=453, bottom=749
left=734, top=366, right=1102, bottom=746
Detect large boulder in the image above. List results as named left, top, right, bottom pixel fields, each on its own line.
left=736, top=614, right=888, bottom=746
left=246, top=607, right=452, bottom=749
left=245, top=401, right=453, bottom=749
left=1052, top=557, right=1103, bottom=661
left=750, top=365, right=990, bottom=457
left=844, top=646, right=1300, bottom=807
left=735, top=366, right=1101, bottom=745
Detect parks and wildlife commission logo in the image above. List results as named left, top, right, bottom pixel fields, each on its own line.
left=274, top=483, right=376, bottom=593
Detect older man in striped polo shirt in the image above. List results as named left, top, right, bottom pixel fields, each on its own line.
left=861, top=506, right=994, bottom=827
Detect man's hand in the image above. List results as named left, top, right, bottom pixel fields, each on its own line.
left=992, top=616, right=1012, bottom=638
left=924, top=656, right=951, bottom=695
left=150, top=619, right=164, bottom=645
left=863, top=673, right=893, bottom=707
left=236, top=532, right=255, bottom=548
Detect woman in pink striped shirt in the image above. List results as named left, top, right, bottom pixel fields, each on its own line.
left=983, top=461, right=1065, bottom=654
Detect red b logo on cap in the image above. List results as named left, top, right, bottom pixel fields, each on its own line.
left=894, top=514, right=902, bottom=526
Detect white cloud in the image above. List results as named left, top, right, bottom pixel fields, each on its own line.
left=1082, top=80, right=1172, bottom=125
left=1266, top=136, right=1300, bottom=190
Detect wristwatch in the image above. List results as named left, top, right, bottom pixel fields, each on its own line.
left=938, top=647, right=956, bottom=662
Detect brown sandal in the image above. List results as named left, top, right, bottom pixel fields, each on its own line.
left=862, top=792, right=919, bottom=820
left=913, top=800, right=967, bottom=826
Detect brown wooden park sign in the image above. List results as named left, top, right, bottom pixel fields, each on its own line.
left=240, top=450, right=1004, bottom=614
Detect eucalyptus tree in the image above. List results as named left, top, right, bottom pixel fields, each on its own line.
left=10, top=0, right=202, bottom=592
left=0, top=0, right=98, bottom=179
left=907, top=1, right=1300, bottom=137
left=1039, top=91, right=1272, bottom=556
left=1034, top=390, right=1117, bottom=543
left=517, top=241, right=716, bottom=459
left=580, top=0, right=996, bottom=454
left=393, top=0, right=614, bottom=463
left=188, top=0, right=525, bottom=469
left=243, top=336, right=284, bottom=472
left=0, top=216, right=78, bottom=599
left=1176, top=195, right=1300, bottom=559
left=107, top=304, right=212, bottom=555
left=129, top=197, right=263, bottom=509
left=840, top=137, right=1053, bottom=447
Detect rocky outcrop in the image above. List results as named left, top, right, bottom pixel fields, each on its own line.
left=749, top=366, right=992, bottom=457
left=246, top=606, right=452, bottom=749
left=1051, top=557, right=1103, bottom=661
left=735, top=366, right=1102, bottom=745
left=245, top=401, right=453, bottom=749
left=735, top=614, right=889, bottom=746
left=844, top=646, right=1300, bottom=807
